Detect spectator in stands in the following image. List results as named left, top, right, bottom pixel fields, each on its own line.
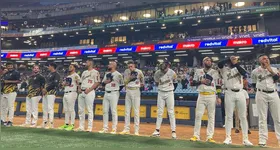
left=229, top=3, right=232, bottom=9
left=185, top=9, right=189, bottom=15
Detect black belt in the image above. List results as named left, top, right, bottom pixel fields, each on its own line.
left=258, top=89, right=276, bottom=94
left=226, top=88, right=240, bottom=92
left=65, top=91, right=76, bottom=94
left=106, top=90, right=118, bottom=93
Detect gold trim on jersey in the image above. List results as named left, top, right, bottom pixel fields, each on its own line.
left=3, top=84, right=17, bottom=94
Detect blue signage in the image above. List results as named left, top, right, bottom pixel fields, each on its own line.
left=116, top=46, right=136, bottom=53
left=199, top=40, right=228, bottom=48
left=252, top=36, right=280, bottom=45
left=1, top=21, right=8, bottom=26
left=1, top=53, right=7, bottom=58
left=155, top=43, right=177, bottom=51
left=21, top=52, right=36, bottom=58
left=50, top=50, right=67, bottom=57
left=81, top=48, right=99, bottom=55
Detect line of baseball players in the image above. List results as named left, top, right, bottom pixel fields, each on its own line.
left=1, top=54, right=279, bottom=147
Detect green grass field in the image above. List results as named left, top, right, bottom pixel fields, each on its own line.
left=1, top=127, right=248, bottom=148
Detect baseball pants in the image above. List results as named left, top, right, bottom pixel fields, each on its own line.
left=102, top=91, right=120, bottom=131
left=42, top=95, right=56, bottom=123
left=78, top=90, right=95, bottom=130
left=193, top=94, right=216, bottom=139
left=256, top=91, right=280, bottom=144
left=1, top=92, right=17, bottom=122
left=156, top=90, right=176, bottom=131
left=25, top=96, right=42, bottom=125
left=224, top=90, right=248, bottom=140
left=63, top=92, right=77, bottom=125
left=124, top=89, right=141, bottom=132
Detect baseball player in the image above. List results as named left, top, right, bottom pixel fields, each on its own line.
left=218, top=56, right=252, bottom=146
left=39, top=63, right=60, bottom=129
left=190, top=57, right=222, bottom=143
left=21, top=65, right=45, bottom=127
left=75, top=59, right=100, bottom=132
left=0, top=62, right=21, bottom=127
left=151, top=60, right=178, bottom=139
left=58, top=64, right=80, bottom=131
left=99, top=61, right=124, bottom=134
left=120, top=60, right=144, bottom=136
left=251, top=54, right=280, bottom=147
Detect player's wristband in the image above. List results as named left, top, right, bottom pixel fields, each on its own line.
left=272, top=74, right=279, bottom=81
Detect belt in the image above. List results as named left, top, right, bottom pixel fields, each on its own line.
left=258, top=89, right=276, bottom=94
left=200, top=92, right=215, bottom=95
left=65, top=91, right=76, bottom=94
left=106, top=90, right=118, bottom=93
left=127, top=87, right=139, bottom=90
left=226, top=88, right=240, bottom=92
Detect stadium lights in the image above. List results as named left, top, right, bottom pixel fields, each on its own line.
left=260, top=14, right=264, bottom=17
left=146, top=26, right=149, bottom=28
left=139, top=53, right=150, bottom=55
left=272, top=45, right=280, bottom=48
left=75, top=59, right=83, bottom=62
left=16, top=38, right=19, bottom=40
left=47, top=58, right=56, bottom=60
left=76, top=32, right=79, bottom=35
left=202, top=52, right=215, bottom=55
left=235, top=2, right=245, bottom=7
left=237, top=50, right=251, bottom=53
left=198, top=49, right=212, bottom=52
left=239, top=47, right=254, bottom=50
left=67, top=57, right=76, bottom=59
left=174, top=51, right=186, bottom=53
left=192, top=24, right=198, bottom=26
left=211, top=57, right=219, bottom=61
left=57, top=57, right=65, bottom=60
left=198, top=20, right=201, bottom=23
left=64, top=60, right=73, bottom=62
left=108, top=57, right=118, bottom=60
left=92, top=58, right=102, bottom=60
left=161, top=26, right=167, bottom=29
left=176, top=54, right=188, bottom=57
left=162, top=24, right=165, bottom=26
left=94, top=19, right=102, bottom=23
left=142, top=55, right=152, bottom=57
left=203, top=6, right=210, bottom=11
left=272, top=48, right=280, bottom=51
left=118, top=54, right=128, bottom=56
left=143, top=14, right=151, bottom=18
left=29, top=37, right=32, bottom=39
left=158, top=55, right=169, bottom=57
left=64, top=33, right=67, bottom=36
left=103, top=55, right=113, bottom=57
left=131, top=26, right=134, bottom=30
left=217, top=18, right=220, bottom=21
left=221, top=51, right=234, bottom=54
left=270, top=54, right=280, bottom=58
left=155, top=51, right=167, bottom=54
left=237, top=16, right=241, bottom=19
left=174, top=10, right=183, bottom=14
left=116, top=28, right=119, bottom=31
left=54, top=60, right=62, bottom=62
left=179, top=22, right=183, bottom=25
left=51, top=35, right=54, bottom=37
left=102, top=29, right=105, bottom=32
left=88, top=56, right=97, bottom=58
left=39, top=35, right=43, bottom=38
left=89, top=31, right=92, bottom=33
left=120, top=16, right=128, bottom=21
left=220, top=48, right=235, bottom=51
left=123, top=56, right=132, bottom=59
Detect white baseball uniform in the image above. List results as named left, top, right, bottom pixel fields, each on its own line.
left=192, top=68, right=220, bottom=140
left=63, top=73, right=80, bottom=125
left=101, top=71, right=124, bottom=131
left=123, top=68, right=144, bottom=133
left=220, top=66, right=249, bottom=141
left=154, top=68, right=177, bottom=131
left=78, top=69, right=100, bottom=130
left=235, top=89, right=250, bottom=130
left=251, top=66, right=280, bottom=144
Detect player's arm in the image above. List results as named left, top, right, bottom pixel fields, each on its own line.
left=217, top=58, right=229, bottom=69
left=139, top=70, right=145, bottom=87
left=172, top=71, right=178, bottom=90
left=190, top=70, right=201, bottom=86
left=46, top=73, right=60, bottom=91
left=232, top=63, right=247, bottom=77
left=123, top=69, right=130, bottom=85
left=154, top=71, right=160, bottom=86
left=268, top=67, right=280, bottom=82
left=119, top=73, right=125, bottom=91
left=4, top=71, right=21, bottom=84
left=88, top=71, right=101, bottom=92
left=251, top=69, right=257, bottom=90
left=101, top=73, right=107, bottom=87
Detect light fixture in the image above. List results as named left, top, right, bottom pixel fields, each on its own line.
left=174, top=51, right=186, bottom=53
left=272, top=45, right=280, bottom=48
left=158, top=55, right=169, bottom=57
left=116, top=28, right=119, bottom=31
left=51, top=35, right=54, bottom=37
left=102, top=29, right=105, bottom=32
left=211, top=57, right=219, bottom=61
left=89, top=31, right=92, bottom=33
left=235, top=2, right=245, bottom=7
left=76, top=32, right=79, bottom=35
left=174, top=9, right=183, bottom=14
left=201, top=52, right=215, bottom=55
left=74, top=22, right=77, bottom=24
left=260, top=14, right=264, bottom=17
left=271, top=48, right=280, bottom=51
left=220, top=48, right=235, bottom=51
left=40, top=35, right=43, bottom=38
left=1, top=38, right=4, bottom=40
left=16, top=38, right=19, bottom=40
left=142, top=55, right=152, bottom=57
left=120, top=16, right=128, bottom=21
left=64, top=33, right=67, bottom=36
left=237, top=50, right=251, bottom=53
left=217, top=18, right=220, bottom=21
left=162, top=24, right=165, bottom=26
left=146, top=26, right=149, bottom=28
left=155, top=51, right=167, bottom=54
left=176, top=54, right=188, bottom=57
left=179, top=22, right=183, bottom=25
left=221, top=51, right=234, bottom=54
left=198, top=20, right=201, bottom=23
left=204, top=6, right=210, bottom=11
left=143, top=13, right=151, bottom=18
left=93, top=19, right=102, bottom=23
left=29, top=37, right=32, bottom=39
left=123, top=56, right=132, bottom=59
left=239, top=47, right=254, bottom=50
left=199, top=50, right=212, bottom=52
left=131, top=26, right=134, bottom=30
left=237, top=16, right=241, bottom=19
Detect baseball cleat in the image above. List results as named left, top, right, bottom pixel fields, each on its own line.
left=258, top=143, right=266, bottom=147
left=58, top=124, right=69, bottom=130
left=119, top=130, right=130, bottom=135
left=65, top=125, right=74, bottom=131
left=248, top=130, right=251, bottom=134
left=37, top=122, right=48, bottom=128
left=151, top=130, right=160, bottom=137
left=5, top=121, right=13, bottom=127
left=171, top=132, right=177, bottom=139
left=20, top=123, right=30, bottom=127
left=235, top=129, right=240, bottom=133
left=134, top=132, right=139, bottom=136
left=98, top=129, right=108, bottom=134
left=206, top=138, right=216, bottom=143
left=86, top=128, right=92, bottom=132
left=74, top=128, right=84, bottom=132
left=223, top=138, right=232, bottom=145
left=30, top=123, right=37, bottom=128
left=110, top=130, right=117, bottom=134
left=243, top=140, right=253, bottom=146
left=190, top=136, right=200, bottom=142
